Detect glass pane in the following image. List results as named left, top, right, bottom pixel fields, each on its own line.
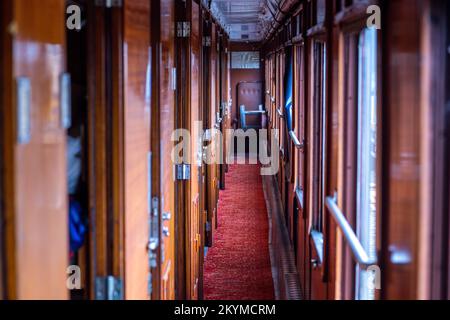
left=312, top=41, right=326, bottom=232
left=356, top=27, right=378, bottom=300
left=231, top=51, right=260, bottom=69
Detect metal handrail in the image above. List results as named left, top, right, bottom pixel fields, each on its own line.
left=277, top=107, right=284, bottom=118
left=289, top=131, right=304, bottom=151
left=244, top=110, right=266, bottom=115
left=325, top=195, right=377, bottom=267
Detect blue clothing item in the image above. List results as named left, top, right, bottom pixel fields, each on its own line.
left=284, top=47, right=293, bottom=132
left=69, top=199, right=87, bottom=253
left=67, top=136, right=82, bottom=195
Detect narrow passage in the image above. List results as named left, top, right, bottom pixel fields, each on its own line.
left=204, top=164, right=274, bottom=300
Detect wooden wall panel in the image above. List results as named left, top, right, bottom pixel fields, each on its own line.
left=122, top=0, right=151, bottom=300
left=88, top=4, right=109, bottom=292
left=174, top=0, right=187, bottom=299
left=293, top=43, right=309, bottom=299
left=0, top=0, right=8, bottom=300
left=209, top=23, right=218, bottom=233
left=3, top=0, right=68, bottom=299
left=202, top=17, right=213, bottom=249
left=382, top=0, right=421, bottom=300
left=188, top=0, right=202, bottom=300
left=418, top=0, right=450, bottom=300
left=326, top=5, right=339, bottom=300
left=159, top=0, right=177, bottom=300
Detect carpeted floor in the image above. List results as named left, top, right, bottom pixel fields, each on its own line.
left=203, top=164, right=275, bottom=300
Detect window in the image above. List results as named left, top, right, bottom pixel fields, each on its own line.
left=231, top=51, right=260, bottom=69
left=295, top=45, right=305, bottom=193
left=311, top=41, right=327, bottom=233
left=317, top=0, right=326, bottom=24
left=271, top=57, right=276, bottom=122
left=279, top=52, right=285, bottom=154
left=284, top=47, right=294, bottom=162
left=341, top=26, right=379, bottom=300
left=355, top=27, right=378, bottom=300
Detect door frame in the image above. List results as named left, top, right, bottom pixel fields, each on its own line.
left=422, top=0, right=450, bottom=300
left=446, top=2, right=450, bottom=300
left=174, top=0, right=205, bottom=300
left=174, top=0, right=189, bottom=300
left=174, top=0, right=206, bottom=300
left=86, top=1, right=125, bottom=299
left=150, top=0, right=178, bottom=300
left=218, top=32, right=227, bottom=190
left=305, top=31, right=329, bottom=300
left=186, top=0, right=204, bottom=300
left=202, top=12, right=214, bottom=250
left=0, top=0, right=9, bottom=300
left=197, top=6, right=207, bottom=301
left=0, top=0, right=14, bottom=300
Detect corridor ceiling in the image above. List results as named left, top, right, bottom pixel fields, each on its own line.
left=207, top=0, right=273, bottom=42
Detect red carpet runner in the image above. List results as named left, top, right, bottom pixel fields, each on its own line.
left=204, top=164, right=274, bottom=300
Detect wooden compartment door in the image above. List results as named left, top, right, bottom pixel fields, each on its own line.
left=157, top=0, right=176, bottom=300
left=122, top=0, right=153, bottom=300
left=1, top=0, right=68, bottom=299
left=210, top=23, right=219, bottom=231
left=203, top=17, right=219, bottom=248
left=187, top=0, right=202, bottom=300
left=202, top=16, right=213, bottom=248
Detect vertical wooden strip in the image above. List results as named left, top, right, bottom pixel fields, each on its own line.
left=122, top=0, right=151, bottom=299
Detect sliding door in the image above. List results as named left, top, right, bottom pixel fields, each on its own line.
left=1, top=0, right=68, bottom=299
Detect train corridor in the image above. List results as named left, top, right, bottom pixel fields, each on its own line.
left=203, top=164, right=274, bottom=300
left=0, top=0, right=449, bottom=302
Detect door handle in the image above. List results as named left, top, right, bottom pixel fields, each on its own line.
left=162, top=212, right=171, bottom=221
left=16, top=77, right=31, bottom=144
left=162, top=227, right=170, bottom=237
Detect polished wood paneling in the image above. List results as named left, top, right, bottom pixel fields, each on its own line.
left=159, top=0, right=177, bottom=301
left=187, top=0, right=202, bottom=300
left=224, top=42, right=232, bottom=170
left=0, top=0, right=8, bottom=299
left=89, top=3, right=109, bottom=292
left=419, top=0, right=449, bottom=300
left=325, top=2, right=339, bottom=300
left=214, top=25, right=222, bottom=201
left=122, top=0, right=151, bottom=300
left=151, top=0, right=176, bottom=300
left=207, top=23, right=219, bottom=240
left=174, top=0, right=188, bottom=300
left=293, top=43, right=309, bottom=299
left=381, top=0, right=421, bottom=300
left=218, top=34, right=227, bottom=189
left=87, top=1, right=126, bottom=299
left=202, top=17, right=214, bottom=249
left=2, top=0, right=68, bottom=299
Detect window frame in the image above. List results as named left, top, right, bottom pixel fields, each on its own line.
left=338, top=19, right=382, bottom=300
left=310, top=39, right=327, bottom=235
left=294, top=44, right=306, bottom=199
